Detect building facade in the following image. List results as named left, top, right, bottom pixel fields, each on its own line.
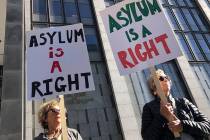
left=0, top=0, right=210, bottom=140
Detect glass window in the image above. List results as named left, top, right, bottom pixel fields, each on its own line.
left=185, top=33, right=205, bottom=61
left=163, top=7, right=178, bottom=30
left=176, top=33, right=194, bottom=61
left=177, top=0, right=186, bottom=6
left=172, top=8, right=189, bottom=31
left=168, top=0, right=177, bottom=6
left=191, top=9, right=208, bottom=31
left=205, top=34, right=210, bottom=45
left=185, top=0, right=195, bottom=7
left=49, top=0, right=63, bottom=23
left=84, top=28, right=99, bottom=51
left=195, top=34, right=210, bottom=60
left=182, top=9, right=199, bottom=31
left=32, top=0, right=47, bottom=22
left=78, top=0, right=94, bottom=25
left=64, top=0, right=79, bottom=24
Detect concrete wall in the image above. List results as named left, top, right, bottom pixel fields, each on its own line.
left=0, top=0, right=24, bottom=139
left=92, top=0, right=142, bottom=139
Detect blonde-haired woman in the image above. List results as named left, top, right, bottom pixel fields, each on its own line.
left=141, top=69, right=210, bottom=140
left=34, top=100, right=82, bottom=140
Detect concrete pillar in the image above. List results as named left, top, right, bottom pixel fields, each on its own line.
left=92, top=0, right=142, bottom=139
left=195, top=0, right=210, bottom=25
left=0, top=0, right=24, bottom=139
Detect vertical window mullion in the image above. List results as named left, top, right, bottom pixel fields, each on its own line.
left=192, top=33, right=208, bottom=61
left=175, top=2, right=193, bottom=31
left=166, top=6, right=183, bottom=31
left=61, top=0, right=66, bottom=24
left=175, top=31, right=196, bottom=60
left=75, top=0, right=82, bottom=23
left=185, top=32, right=207, bottom=61
left=48, top=0, right=63, bottom=23
left=195, top=33, right=210, bottom=61
left=202, top=34, right=210, bottom=51
left=47, top=0, right=50, bottom=25
left=183, top=1, right=203, bottom=32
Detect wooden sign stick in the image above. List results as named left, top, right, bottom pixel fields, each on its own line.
left=150, top=67, right=180, bottom=137
left=58, top=95, right=68, bottom=140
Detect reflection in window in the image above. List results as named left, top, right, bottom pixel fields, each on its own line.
left=64, top=0, right=79, bottom=24
left=177, top=0, right=186, bottom=6
left=168, top=0, right=176, bottom=6
left=33, top=0, right=47, bottom=22
left=182, top=9, right=199, bottom=31
left=195, top=34, right=210, bottom=60
left=84, top=28, right=99, bottom=51
left=49, top=0, right=63, bottom=23
left=173, top=8, right=189, bottom=31
left=205, top=34, right=210, bottom=45
left=176, top=33, right=193, bottom=61
left=78, top=0, right=94, bottom=25
left=162, top=7, right=178, bottom=30
left=191, top=9, right=208, bottom=31
left=185, top=33, right=204, bottom=61
left=185, top=0, right=195, bottom=7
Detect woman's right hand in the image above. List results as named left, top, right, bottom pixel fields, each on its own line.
left=160, top=101, right=174, bottom=121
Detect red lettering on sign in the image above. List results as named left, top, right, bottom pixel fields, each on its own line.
left=118, top=51, right=136, bottom=68
left=155, top=34, right=170, bottom=54
left=51, top=61, right=62, bottom=73
left=49, top=47, right=64, bottom=58
left=118, top=33, right=171, bottom=69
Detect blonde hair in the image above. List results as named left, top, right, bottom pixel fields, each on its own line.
left=38, top=100, right=59, bottom=129
left=148, top=69, right=171, bottom=94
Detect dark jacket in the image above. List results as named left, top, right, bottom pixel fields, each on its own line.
left=141, top=97, right=210, bottom=140
left=34, top=128, right=82, bottom=140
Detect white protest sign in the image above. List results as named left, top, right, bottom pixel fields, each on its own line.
left=26, top=23, right=95, bottom=100
left=100, top=0, right=182, bottom=75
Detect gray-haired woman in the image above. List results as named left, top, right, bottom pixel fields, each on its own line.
left=34, top=100, right=82, bottom=140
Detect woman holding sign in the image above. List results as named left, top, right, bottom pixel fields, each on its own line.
left=141, top=69, right=210, bottom=140
left=34, top=100, right=82, bottom=140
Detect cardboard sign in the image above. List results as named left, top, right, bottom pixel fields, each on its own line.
left=100, top=0, right=182, bottom=75
left=26, top=23, right=95, bottom=100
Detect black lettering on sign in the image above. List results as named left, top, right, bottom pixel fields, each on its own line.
left=28, top=28, right=85, bottom=47
left=31, top=72, right=92, bottom=98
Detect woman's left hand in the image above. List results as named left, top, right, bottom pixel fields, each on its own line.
left=167, top=119, right=183, bottom=133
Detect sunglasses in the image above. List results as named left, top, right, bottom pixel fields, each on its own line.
left=159, top=75, right=170, bottom=81
left=47, top=108, right=60, bottom=114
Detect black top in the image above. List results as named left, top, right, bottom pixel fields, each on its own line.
left=141, top=97, right=210, bottom=140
